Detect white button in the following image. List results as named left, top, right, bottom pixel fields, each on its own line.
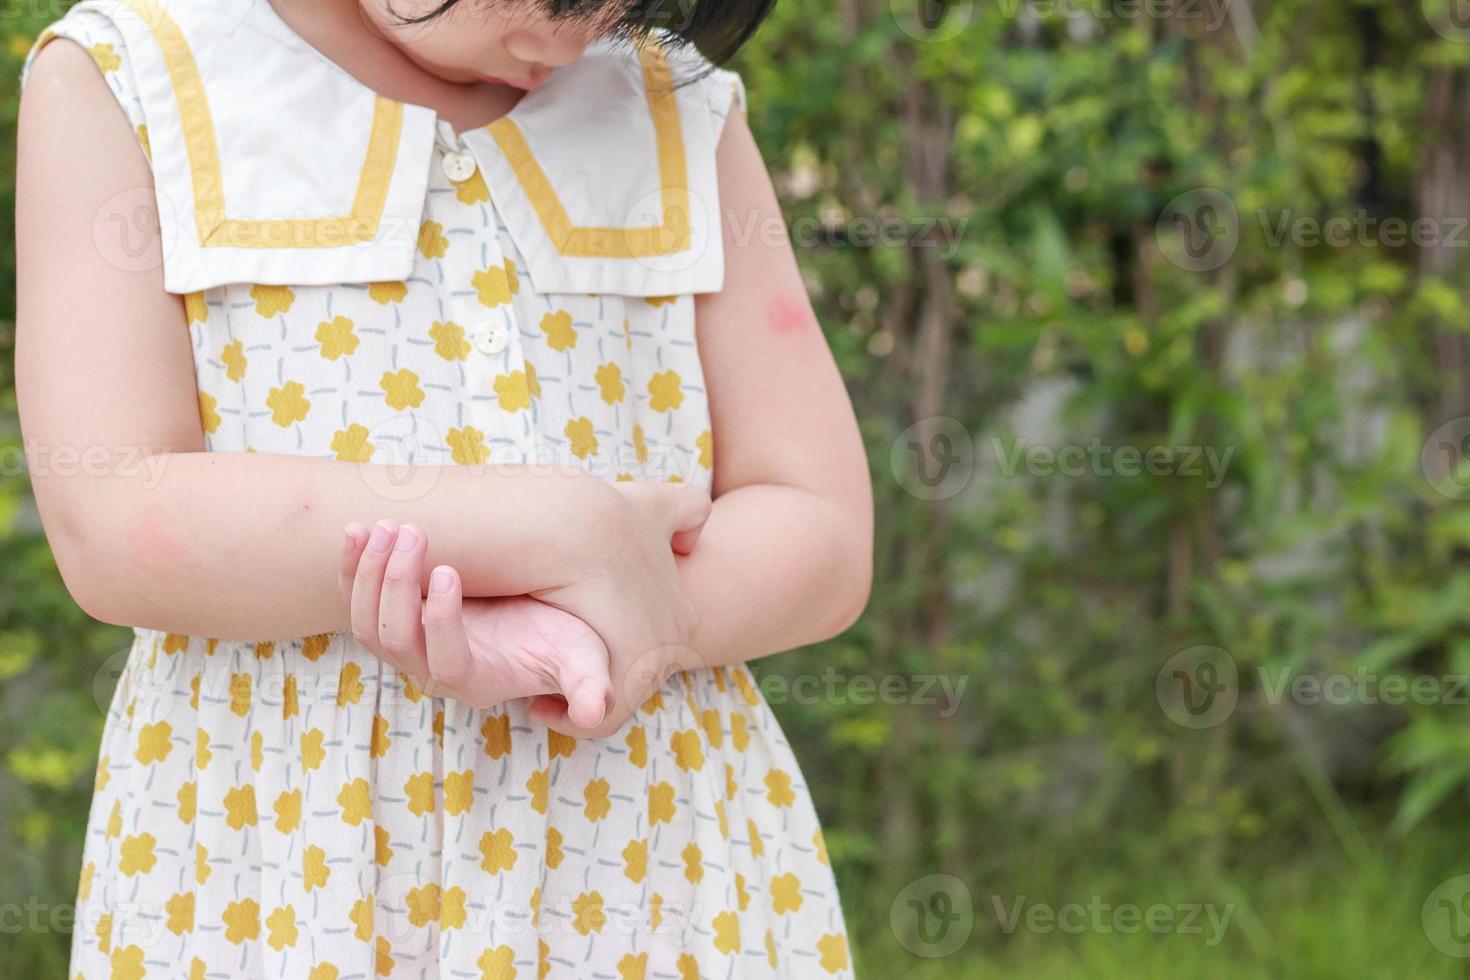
left=474, top=321, right=509, bottom=355
left=441, top=150, right=478, bottom=183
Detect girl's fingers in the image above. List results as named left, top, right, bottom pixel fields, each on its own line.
left=422, top=566, right=496, bottom=704
left=338, top=523, right=369, bottom=607
left=376, top=523, right=429, bottom=676
left=350, top=519, right=398, bottom=655
left=553, top=633, right=614, bottom=730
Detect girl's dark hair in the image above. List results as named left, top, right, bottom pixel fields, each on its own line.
left=397, top=0, right=774, bottom=67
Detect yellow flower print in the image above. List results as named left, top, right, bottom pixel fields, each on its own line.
left=441, top=886, right=468, bottom=930
left=304, top=844, right=330, bottom=891
left=676, top=952, right=697, bottom=980
left=78, top=861, right=95, bottom=902
left=622, top=838, right=647, bottom=883
left=431, top=320, right=471, bottom=361
left=445, top=769, right=474, bottom=816
left=771, top=872, right=804, bottom=914
left=309, top=964, right=341, bottom=980
left=338, top=777, right=371, bottom=825
left=376, top=935, right=394, bottom=976
left=473, top=258, right=519, bottom=308
left=526, top=768, right=548, bottom=814
left=492, top=367, right=539, bottom=412
left=646, top=295, right=678, bottom=307
left=251, top=284, right=295, bottom=317
left=626, top=725, right=647, bottom=768
left=697, top=430, right=713, bottom=469
left=97, top=911, right=113, bottom=953
left=316, top=315, right=359, bottom=360
left=177, top=780, right=197, bottom=824
left=138, top=123, right=152, bottom=158
left=331, top=424, right=375, bottom=462
left=251, top=730, right=264, bottom=772
left=301, top=728, right=326, bottom=770
left=274, top=788, right=302, bottom=833
left=267, top=381, right=311, bottom=427
left=618, top=953, right=648, bottom=980
left=303, top=634, right=332, bottom=660
left=682, top=842, right=703, bottom=884
left=818, top=933, right=850, bottom=973
left=725, top=763, right=737, bottom=801
left=546, top=826, right=564, bottom=869
left=418, top=220, right=449, bottom=259
left=647, top=370, right=684, bottom=412
left=670, top=729, right=705, bottom=772
left=649, top=782, right=676, bottom=824
left=222, top=340, right=247, bottom=381
left=712, top=910, right=740, bottom=955
left=119, top=832, right=157, bottom=876
left=765, top=929, right=778, bottom=968
left=434, top=709, right=446, bottom=747
left=406, top=884, right=442, bottom=927
left=254, top=641, right=275, bottom=660
left=701, top=709, right=724, bottom=749
left=350, top=894, right=374, bottom=942
left=641, top=687, right=664, bottom=714
left=95, top=754, right=111, bottom=792
left=375, top=825, right=393, bottom=866
left=368, top=281, right=408, bottom=304
left=633, top=423, right=648, bottom=464
left=482, top=713, right=512, bottom=758
left=814, top=828, right=830, bottom=865
left=455, top=168, right=490, bottom=205
left=564, top=416, right=598, bottom=459
left=134, top=720, right=173, bottom=764
left=266, top=905, right=298, bottom=951
left=370, top=714, right=391, bottom=758
left=338, top=660, right=365, bottom=706
left=716, top=798, right=729, bottom=839
left=765, top=769, right=796, bottom=807
left=89, top=41, right=120, bottom=71
left=224, top=784, right=257, bottom=831
left=405, top=771, right=436, bottom=816
left=731, top=714, right=750, bottom=752
left=733, top=666, right=761, bottom=706
left=283, top=673, right=299, bottom=718
left=571, top=891, right=605, bottom=935
left=538, top=937, right=549, bottom=979
left=223, top=898, right=261, bottom=945
left=476, top=945, right=516, bottom=980
left=448, top=426, right=490, bottom=465
left=191, top=956, right=207, bottom=980
left=748, top=819, right=764, bottom=857
left=196, top=842, right=211, bottom=885
left=531, top=888, right=543, bottom=930
left=110, top=945, right=146, bottom=980
left=595, top=362, right=625, bottom=404
left=380, top=368, right=426, bottom=411
left=540, top=309, right=576, bottom=351
left=735, top=871, right=749, bottom=911
left=184, top=290, right=207, bottom=325
left=583, top=778, right=611, bottom=822
left=549, top=729, right=576, bottom=759
left=474, top=827, right=518, bottom=875
left=198, top=391, right=221, bottom=435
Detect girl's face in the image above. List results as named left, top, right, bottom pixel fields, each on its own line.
left=358, top=0, right=617, bottom=90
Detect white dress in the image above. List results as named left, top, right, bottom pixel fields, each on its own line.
left=24, top=0, right=854, bottom=976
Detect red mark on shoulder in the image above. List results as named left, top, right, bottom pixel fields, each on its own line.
left=767, top=295, right=813, bottom=337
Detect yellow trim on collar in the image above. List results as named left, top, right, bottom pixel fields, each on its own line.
left=115, top=0, right=403, bottom=249
left=484, top=43, right=690, bottom=259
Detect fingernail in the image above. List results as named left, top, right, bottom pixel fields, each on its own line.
left=367, top=522, right=394, bottom=553
left=429, top=567, right=454, bottom=593
left=342, top=527, right=356, bottom=553
left=395, top=525, right=420, bottom=551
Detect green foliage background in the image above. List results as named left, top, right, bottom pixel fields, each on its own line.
left=5, top=0, right=1470, bottom=975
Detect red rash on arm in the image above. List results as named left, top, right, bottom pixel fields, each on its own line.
left=767, top=295, right=814, bottom=336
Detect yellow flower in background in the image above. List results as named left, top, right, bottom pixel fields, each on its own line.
left=198, top=391, right=221, bottom=434
left=380, top=368, right=425, bottom=411
left=479, top=828, right=520, bottom=875
left=526, top=768, right=548, bottom=814
left=303, top=845, right=329, bottom=891
left=671, top=729, right=704, bottom=772
left=274, top=789, right=301, bottom=834
left=546, top=826, right=564, bottom=869
left=266, top=905, right=298, bottom=950
left=622, top=838, right=647, bottom=883
left=431, top=320, right=470, bottom=361
left=224, top=785, right=257, bottom=830
left=564, top=416, right=598, bottom=459
left=473, top=258, right=519, bottom=308
left=571, top=891, right=606, bottom=935
left=766, top=769, right=796, bottom=807
left=177, top=781, right=197, bottom=824
left=648, top=370, right=684, bottom=412
left=584, top=778, right=611, bottom=822
left=406, top=884, right=442, bottom=927
left=596, top=362, right=625, bottom=404
left=482, top=713, right=512, bottom=758
left=818, top=933, right=850, bottom=973
left=649, top=782, right=675, bottom=824
left=476, top=945, right=516, bottom=980
left=541, top=309, right=576, bottom=351
left=448, top=426, right=490, bottom=465
left=444, top=769, right=474, bottom=816
left=119, top=832, right=157, bottom=876
left=418, top=220, right=448, bottom=259
left=267, top=381, right=310, bottom=427
left=405, top=772, right=436, bottom=816
left=134, top=720, right=173, bottom=764
left=222, top=898, right=261, bottom=945
left=222, top=340, right=248, bottom=381
left=771, top=872, right=803, bottom=914
left=625, top=725, right=647, bottom=768
left=316, top=316, right=359, bottom=360
left=338, top=778, right=371, bottom=825
left=368, top=281, right=407, bottom=304
left=251, top=284, right=295, bottom=317
left=682, top=842, right=703, bottom=884
left=455, top=169, right=490, bottom=205
left=712, top=910, right=740, bottom=954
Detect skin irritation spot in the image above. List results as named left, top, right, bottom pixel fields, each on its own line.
left=767, top=295, right=812, bottom=337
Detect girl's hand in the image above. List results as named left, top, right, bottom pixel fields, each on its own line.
left=339, top=521, right=613, bottom=728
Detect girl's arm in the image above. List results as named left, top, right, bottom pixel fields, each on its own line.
left=15, top=40, right=704, bottom=642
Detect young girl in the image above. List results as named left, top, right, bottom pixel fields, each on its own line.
left=16, top=0, right=872, bottom=973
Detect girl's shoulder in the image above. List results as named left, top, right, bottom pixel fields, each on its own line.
left=22, top=0, right=747, bottom=299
